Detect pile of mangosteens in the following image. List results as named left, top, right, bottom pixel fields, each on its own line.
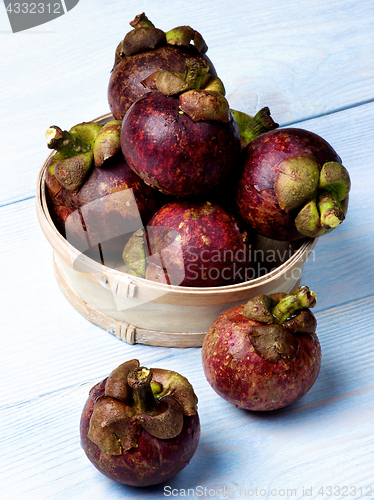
left=43, top=13, right=352, bottom=488
left=45, top=12, right=350, bottom=286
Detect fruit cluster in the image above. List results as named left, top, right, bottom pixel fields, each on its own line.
left=44, top=12, right=350, bottom=289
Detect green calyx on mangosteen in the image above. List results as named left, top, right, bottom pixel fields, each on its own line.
left=236, top=128, right=351, bottom=241
left=92, top=119, right=122, bottom=167
left=275, top=155, right=350, bottom=237
left=46, top=120, right=124, bottom=194
left=294, top=160, right=351, bottom=237
left=122, top=228, right=147, bottom=278
left=120, top=60, right=242, bottom=198
left=141, top=58, right=230, bottom=122
left=46, top=123, right=100, bottom=194
left=44, top=120, right=164, bottom=255
left=243, top=286, right=317, bottom=363
left=231, top=107, right=279, bottom=150
left=165, top=25, right=208, bottom=54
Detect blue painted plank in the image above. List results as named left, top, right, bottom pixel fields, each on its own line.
left=2, top=296, right=374, bottom=499
left=2, top=0, right=374, bottom=205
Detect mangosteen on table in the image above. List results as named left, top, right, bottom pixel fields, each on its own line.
left=121, top=60, right=242, bottom=198
left=201, top=286, right=321, bottom=411
left=122, top=200, right=252, bottom=287
left=44, top=120, right=164, bottom=256
left=236, top=128, right=351, bottom=241
left=80, top=359, right=200, bottom=487
left=108, top=12, right=217, bottom=120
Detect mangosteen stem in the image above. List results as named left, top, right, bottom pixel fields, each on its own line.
left=231, top=108, right=279, bottom=149
left=127, top=367, right=157, bottom=413
left=46, top=126, right=91, bottom=157
left=183, top=59, right=209, bottom=90
left=130, top=13, right=155, bottom=29
left=271, top=286, right=317, bottom=323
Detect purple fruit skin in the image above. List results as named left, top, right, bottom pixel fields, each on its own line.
left=201, top=303, right=321, bottom=411
left=108, top=44, right=217, bottom=120
left=145, top=201, right=250, bottom=287
left=45, top=157, right=164, bottom=252
left=121, top=92, right=241, bottom=198
left=236, top=128, right=342, bottom=241
left=80, top=379, right=200, bottom=487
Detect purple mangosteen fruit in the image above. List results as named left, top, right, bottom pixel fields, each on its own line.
left=121, top=61, right=241, bottom=198
left=108, top=13, right=217, bottom=120
left=44, top=121, right=164, bottom=255
left=207, top=107, right=279, bottom=213
left=126, top=200, right=251, bottom=287
left=80, top=359, right=200, bottom=487
left=202, top=286, right=321, bottom=411
left=236, top=128, right=351, bottom=241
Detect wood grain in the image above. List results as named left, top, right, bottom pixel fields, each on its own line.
left=2, top=296, right=374, bottom=499
left=1, top=0, right=374, bottom=205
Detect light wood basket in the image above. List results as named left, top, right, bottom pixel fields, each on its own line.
left=36, top=113, right=318, bottom=347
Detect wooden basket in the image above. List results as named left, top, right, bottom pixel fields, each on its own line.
left=36, top=113, right=318, bottom=347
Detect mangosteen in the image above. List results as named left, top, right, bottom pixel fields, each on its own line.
left=45, top=121, right=164, bottom=256
left=235, top=128, right=351, bottom=241
left=80, top=359, right=200, bottom=487
left=121, top=62, right=241, bottom=198
left=108, top=13, right=217, bottom=120
left=208, top=107, right=279, bottom=214
left=123, top=200, right=251, bottom=287
left=202, top=286, right=321, bottom=411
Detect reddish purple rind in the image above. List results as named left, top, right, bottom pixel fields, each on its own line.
left=80, top=379, right=200, bottom=487
left=236, top=128, right=342, bottom=241
left=145, top=201, right=250, bottom=287
left=121, top=92, right=241, bottom=198
left=108, top=44, right=217, bottom=120
left=45, top=157, right=164, bottom=252
left=201, top=303, right=321, bottom=411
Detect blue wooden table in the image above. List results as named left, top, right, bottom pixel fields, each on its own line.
left=1, top=1, right=374, bottom=498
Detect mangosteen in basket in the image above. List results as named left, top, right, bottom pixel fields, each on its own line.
left=123, top=200, right=251, bottom=287
left=108, top=12, right=217, bottom=120
left=44, top=121, right=164, bottom=256
left=121, top=61, right=241, bottom=198
left=207, top=107, right=279, bottom=214
left=235, top=128, right=351, bottom=241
